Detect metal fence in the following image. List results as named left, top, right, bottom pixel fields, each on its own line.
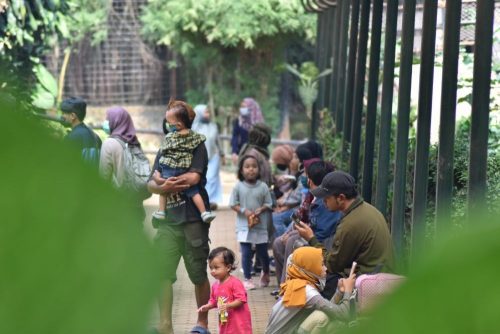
left=44, top=0, right=175, bottom=106
left=304, top=0, right=498, bottom=260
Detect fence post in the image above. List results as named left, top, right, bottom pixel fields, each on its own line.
left=391, top=0, right=416, bottom=259
left=468, top=0, right=495, bottom=216
left=349, top=0, right=370, bottom=181
left=375, top=0, right=399, bottom=215
left=435, top=0, right=462, bottom=233
left=410, top=0, right=438, bottom=257
left=341, top=0, right=360, bottom=163
left=334, top=0, right=350, bottom=134
left=361, top=0, right=383, bottom=203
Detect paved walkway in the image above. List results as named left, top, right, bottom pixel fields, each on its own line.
left=143, top=170, right=278, bottom=333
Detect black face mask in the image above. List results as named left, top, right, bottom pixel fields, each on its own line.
left=276, top=164, right=287, bottom=171
left=200, top=117, right=210, bottom=124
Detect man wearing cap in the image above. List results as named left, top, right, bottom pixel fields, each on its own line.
left=295, top=170, right=394, bottom=299
left=60, top=97, right=101, bottom=167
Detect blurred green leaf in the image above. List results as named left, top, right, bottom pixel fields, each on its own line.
left=34, top=64, right=58, bottom=97
left=0, top=104, right=161, bottom=334
left=343, top=217, right=500, bottom=334
left=32, top=84, right=55, bottom=109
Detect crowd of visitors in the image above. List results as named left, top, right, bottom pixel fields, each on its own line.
left=60, top=96, right=396, bottom=334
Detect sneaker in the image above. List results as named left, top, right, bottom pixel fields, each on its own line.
left=260, top=272, right=270, bottom=287
left=201, top=211, right=216, bottom=223
left=270, top=289, right=280, bottom=296
left=152, top=211, right=166, bottom=220
left=243, top=279, right=256, bottom=290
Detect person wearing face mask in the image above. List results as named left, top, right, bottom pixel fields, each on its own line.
left=265, top=247, right=356, bottom=334
left=99, top=106, right=146, bottom=221
left=272, top=159, right=341, bottom=294
left=271, top=141, right=322, bottom=239
left=231, top=97, right=264, bottom=166
left=271, top=144, right=296, bottom=199
left=192, top=104, right=224, bottom=208
left=60, top=97, right=102, bottom=168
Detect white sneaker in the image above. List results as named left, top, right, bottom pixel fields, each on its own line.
left=152, top=211, right=166, bottom=220
left=201, top=211, right=216, bottom=223
left=243, top=279, right=256, bottom=290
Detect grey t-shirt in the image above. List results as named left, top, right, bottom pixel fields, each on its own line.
left=229, top=180, right=272, bottom=244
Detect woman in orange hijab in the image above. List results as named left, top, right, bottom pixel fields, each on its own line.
left=265, top=247, right=355, bottom=334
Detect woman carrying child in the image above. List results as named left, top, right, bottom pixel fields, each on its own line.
left=265, top=246, right=355, bottom=334
left=198, top=247, right=252, bottom=334
left=152, top=100, right=216, bottom=224
left=230, top=155, right=273, bottom=290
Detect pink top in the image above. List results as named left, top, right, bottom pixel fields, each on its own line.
left=208, top=276, right=252, bottom=334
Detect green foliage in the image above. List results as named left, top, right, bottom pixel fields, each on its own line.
left=0, top=0, right=107, bottom=112
left=0, top=100, right=161, bottom=333
left=141, top=0, right=316, bottom=134
left=141, top=0, right=315, bottom=52
left=317, top=109, right=345, bottom=169
left=286, top=62, right=332, bottom=118
left=345, top=216, right=500, bottom=334
left=32, top=63, right=59, bottom=109
left=65, top=0, right=109, bottom=45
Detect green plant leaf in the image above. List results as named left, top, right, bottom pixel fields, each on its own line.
left=32, top=84, right=55, bottom=109
left=34, top=64, right=58, bottom=97
left=0, top=106, right=161, bottom=334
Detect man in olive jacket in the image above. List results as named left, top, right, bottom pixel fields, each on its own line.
left=295, top=170, right=394, bottom=298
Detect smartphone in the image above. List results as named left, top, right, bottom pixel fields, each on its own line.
left=291, top=212, right=301, bottom=226
left=349, top=261, right=357, bottom=277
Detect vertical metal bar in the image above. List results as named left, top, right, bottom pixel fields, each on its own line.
left=375, top=0, right=398, bottom=214
left=349, top=0, right=370, bottom=181
left=330, top=1, right=343, bottom=119
left=410, top=0, right=438, bottom=257
left=323, top=7, right=336, bottom=110
left=435, top=0, right=462, bottom=232
left=316, top=12, right=327, bottom=110
left=334, top=0, right=350, bottom=133
left=342, top=0, right=360, bottom=161
left=391, top=0, right=416, bottom=257
left=312, top=13, right=325, bottom=139
left=468, top=0, right=495, bottom=215
left=361, top=0, right=383, bottom=202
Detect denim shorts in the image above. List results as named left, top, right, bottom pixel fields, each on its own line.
left=159, top=164, right=199, bottom=198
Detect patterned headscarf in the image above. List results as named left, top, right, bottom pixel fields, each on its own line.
left=280, top=247, right=324, bottom=307
left=239, top=97, right=264, bottom=131
left=106, top=106, right=140, bottom=146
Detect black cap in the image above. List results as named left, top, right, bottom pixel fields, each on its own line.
left=310, top=171, right=356, bottom=198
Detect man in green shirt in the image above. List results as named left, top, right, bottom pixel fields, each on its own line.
left=295, top=170, right=394, bottom=299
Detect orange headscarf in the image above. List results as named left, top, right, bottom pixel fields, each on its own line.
left=279, top=247, right=324, bottom=307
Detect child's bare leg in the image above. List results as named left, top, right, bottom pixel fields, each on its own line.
left=193, top=194, right=216, bottom=223
left=153, top=194, right=167, bottom=219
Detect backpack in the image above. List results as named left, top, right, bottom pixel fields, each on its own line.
left=113, top=137, right=151, bottom=200
left=353, top=273, right=406, bottom=314
left=81, top=125, right=101, bottom=169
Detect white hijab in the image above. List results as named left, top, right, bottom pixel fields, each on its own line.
left=192, top=104, right=219, bottom=160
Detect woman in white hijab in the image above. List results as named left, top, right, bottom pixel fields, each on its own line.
left=192, top=104, right=224, bottom=207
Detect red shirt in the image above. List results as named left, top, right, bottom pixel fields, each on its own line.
left=208, top=276, right=252, bottom=334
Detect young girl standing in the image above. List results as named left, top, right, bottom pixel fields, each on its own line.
left=198, top=247, right=252, bottom=334
left=229, top=155, right=273, bottom=290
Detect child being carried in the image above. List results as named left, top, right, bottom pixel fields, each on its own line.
left=152, top=100, right=216, bottom=223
